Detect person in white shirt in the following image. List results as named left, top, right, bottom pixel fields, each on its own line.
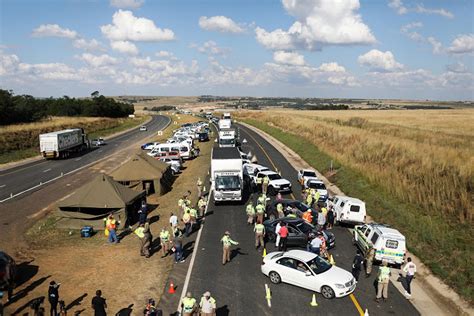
left=169, top=212, right=180, bottom=237
left=403, top=257, right=417, bottom=298
left=275, top=222, right=282, bottom=248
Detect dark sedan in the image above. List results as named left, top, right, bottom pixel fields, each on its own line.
left=263, top=217, right=335, bottom=249
left=198, top=132, right=209, bottom=142
left=266, top=199, right=312, bottom=220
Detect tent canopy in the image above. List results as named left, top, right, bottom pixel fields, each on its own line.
left=110, top=152, right=171, bottom=182
left=58, top=173, right=144, bottom=209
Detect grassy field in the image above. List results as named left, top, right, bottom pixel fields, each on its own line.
left=235, top=109, right=473, bottom=303
left=0, top=116, right=148, bottom=164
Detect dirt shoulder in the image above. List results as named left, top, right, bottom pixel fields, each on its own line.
left=240, top=121, right=473, bottom=316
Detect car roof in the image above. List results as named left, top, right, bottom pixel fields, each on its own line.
left=283, top=250, right=317, bottom=262
left=307, top=179, right=323, bottom=184
left=371, top=225, right=405, bottom=239
left=260, top=170, right=277, bottom=175
left=302, top=169, right=316, bottom=173
left=266, top=217, right=306, bottom=225
left=334, top=195, right=364, bottom=204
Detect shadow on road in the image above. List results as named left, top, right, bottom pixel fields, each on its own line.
left=115, top=303, right=134, bottom=316
left=216, top=304, right=229, bottom=316
left=7, top=275, right=51, bottom=306
left=65, top=293, right=88, bottom=311
left=230, top=248, right=247, bottom=261
left=15, top=260, right=39, bottom=288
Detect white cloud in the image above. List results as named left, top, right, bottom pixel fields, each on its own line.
left=447, top=34, right=474, bottom=54
left=414, top=4, right=454, bottom=19
left=199, top=16, right=244, bottom=34
left=73, top=38, right=105, bottom=51
left=18, top=63, right=82, bottom=81
left=255, top=0, right=376, bottom=51
left=110, top=40, right=139, bottom=55
left=110, top=0, right=144, bottom=9
left=156, top=50, right=173, bottom=58
left=32, top=24, right=78, bottom=39
left=76, top=53, right=119, bottom=67
left=358, top=49, right=403, bottom=72
left=446, top=62, right=468, bottom=73
left=400, top=22, right=423, bottom=33
left=0, top=50, right=20, bottom=75
left=192, top=41, right=230, bottom=56
left=318, top=62, right=346, bottom=73
left=273, top=51, right=305, bottom=66
left=101, top=10, right=175, bottom=42
left=388, top=0, right=408, bottom=14
left=427, top=37, right=443, bottom=54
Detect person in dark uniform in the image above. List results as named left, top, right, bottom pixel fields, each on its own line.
left=91, top=290, right=107, bottom=316
left=48, top=280, right=60, bottom=316
left=352, top=250, right=365, bottom=281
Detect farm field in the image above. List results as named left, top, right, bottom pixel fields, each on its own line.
left=235, top=109, right=474, bottom=302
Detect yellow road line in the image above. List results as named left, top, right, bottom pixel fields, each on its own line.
left=350, top=293, right=365, bottom=316
left=243, top=128, right=296, bottom=200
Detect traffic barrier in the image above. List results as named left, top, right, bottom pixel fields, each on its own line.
left=310, top=293, right=318, bottom=307
left=168, top=281, right=175, bottom=294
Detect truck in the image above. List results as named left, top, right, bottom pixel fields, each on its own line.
left=211, top=147, right=243, bottom=204
left=39, top=128, right=89, bottom=159
left=218, top=128, right=236, bottom=147
left=218, top=118, right=232, bottom=130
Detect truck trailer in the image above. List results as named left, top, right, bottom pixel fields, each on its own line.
left=211, top=147, right=243, bottom=204
left=39, top=128, right=89, bottom=159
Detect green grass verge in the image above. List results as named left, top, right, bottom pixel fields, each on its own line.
left=0, top=116, right=149, bottom=165
left=243, top=118, right=473, bottom=304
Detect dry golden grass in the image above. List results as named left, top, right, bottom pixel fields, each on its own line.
left=0, top=117, right=104, bottom=133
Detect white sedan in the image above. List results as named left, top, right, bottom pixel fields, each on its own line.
left=261, top=250, right=356, bottom=299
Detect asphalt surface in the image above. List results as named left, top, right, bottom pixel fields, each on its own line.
left=0, top=115, right=170, bottom=202
left=184, top=123, right=420, bottom=315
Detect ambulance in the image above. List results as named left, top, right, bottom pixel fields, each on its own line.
left=353, top=223, right=406, bottom=266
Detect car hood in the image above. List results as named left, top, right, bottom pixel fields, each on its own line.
left=320, top=266, right=354, bottom=286
left=271, top=179, right=291, bottom=186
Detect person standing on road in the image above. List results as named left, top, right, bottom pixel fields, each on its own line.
left=254, top=220, right=266, bottom=250
left=196, top=177, right=203, bottom=198
left=255, top=176, right=262, bottom=193
left=198, top=196, right=207, bottom=218
left=308, top=234, right=322, bottom=255
left=365, top=246, right=375, bottom=277
left=262, top=175, right=269, bottom=194
left=255, top=202, right=265, bottom=224
left=91, top=290, right=107, bottom=316
left=276, top=203, right=284, bottom=218
left=173, top=239, right=185, bottom=263
left=221, top=231, right=239, bottom=265
left=246, top=202, right=255, bottom=225
left=160, top=228, right=171, bottom=258
left=182, top=209, right=192, bottom=237
left=278, top=223, right=288, bottom=252
left=181, top=292, right=197, bottom=316
left=199, top=291, right=216, bottom=316
left=403, top=257, right=417, bottom=298
left=189, top=207, right=198, bottom=232
left=376, top=260, right=391, bottom=302
left=257, top=193, right=267, bottom=207
left=275, top=221, right=282, bottom=248
left=106, top=213, right=119, bottom=244
left=317, top=209, right=326, bottom=231
left=169, top=212, right=181, bottom=238
left=326, top=206, right=335, bottom=230
left=352, top=250, right=364, bottom=282
left=48, top=281, right=60, bottom=316
left=306, top=193, right=313, bottom=209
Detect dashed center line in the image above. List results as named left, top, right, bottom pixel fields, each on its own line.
left=42, top=168, right=51, bottom=173
left=0, top=184, right=6, bottom=188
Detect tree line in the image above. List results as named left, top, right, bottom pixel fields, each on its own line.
left=0, top=89, right=134, bottom=125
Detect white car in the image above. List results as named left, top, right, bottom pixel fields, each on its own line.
left=243, top=163, right=270, bottom=182
left=159, top=157, right=181, bottom=174
left=254, top=170, right=291, bottom=195
left=306, top=179, right=328, bottom=201
left=297, top=169, right=318, bottom=186
left=261, top=250, right=356, bottom=299
left=91, top=137, right=106, bottom=146
left=139, top=125, right=147, bottom=131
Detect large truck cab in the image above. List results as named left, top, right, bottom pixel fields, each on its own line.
left=211, top=147, right=243, bottom=204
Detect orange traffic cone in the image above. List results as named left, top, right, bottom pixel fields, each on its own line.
left=168, top=281, right=175, bottom=294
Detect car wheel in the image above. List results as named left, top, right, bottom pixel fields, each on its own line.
left=269, top=271, right=281, bottom=284
left=321, top=285, right=335, bottom=299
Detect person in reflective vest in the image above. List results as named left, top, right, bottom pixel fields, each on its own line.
left=262, top=176, right=270, bottom=194
left=160, top=228, right=171, bottom=257
left=306, top=193, right=313, bottom=208
left=246, top=202, right=255, bottom=225
left=257, top=193, right=267, bottom=206
left=276, top=203, right=284, bottom=218
left=181, top=292, right=197, bottom=316
left=376, top=260, right=391, bottom=302
left=106, top=213, right=119, bottom=244
left=196, top=177, right=203, bottom=198
left=255, top=203, right=265, bottom=223
left=198, top=197, right=207, bottom=218
left=255, top=176, right=263, bottom=192
left=189, top=207, right=198, bottom=230
left=199, top=291, right=216, bottom=316
left=221, top=231, right=239, bottom=265
left=182, top=209, right=192, bottom=237
left=254, top=220, right=266, bottom=250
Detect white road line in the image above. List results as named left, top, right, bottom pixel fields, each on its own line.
left=75, top=157, right=82, bottom=161
left=98, top=150, right=103, bottom=153
left=0, top=184, right=5, bottom=188
left=177, top=190, right=212, bottom=312
left=42, top=168, right=51, bottom=173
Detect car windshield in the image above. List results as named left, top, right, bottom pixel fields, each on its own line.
left=307, top=256, right=332, bottom=274
left=308, top=182, right=326, bottom=190
left=268, top=174, right=281, bottom=180
left=303, top=171, right=317, bottom=177
left=296, top=221, right=314, bottom=234
left=215, top=175, right=241, bottom=191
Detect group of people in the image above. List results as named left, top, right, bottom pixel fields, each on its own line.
left=181, top=291, right=217, bottom=316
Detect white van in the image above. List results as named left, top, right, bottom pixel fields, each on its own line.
left=330, top=195, right=366, bottom=225
left=148, top=143, right=194, bottom=160
left=354, top=223, right=406, bottom=266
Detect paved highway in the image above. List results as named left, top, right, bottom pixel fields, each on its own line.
left=184, top=123, right=419, bottom=315
left=0, top=115, right=170, bottom=202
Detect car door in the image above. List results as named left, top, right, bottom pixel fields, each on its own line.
left=287, top=224, right=305, bottom=246
left=275, top=257, right=305, bottom=286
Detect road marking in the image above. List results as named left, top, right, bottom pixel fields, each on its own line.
left=350, top=293, right=364, bottom=316
left=177, top=190, right=212, bottom=312
left=42, top=168, right=51, bottom=173
left=241, top=127, right=296, bottom=200
left=0, top=160, right=48, bottom=177
left=75, top=157, right=82, bottom=161
left=98, top=150, right=103, bottom=153
left=0, top=184, right=5, bottom=188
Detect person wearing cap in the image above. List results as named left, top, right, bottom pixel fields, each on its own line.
left=221, top=231, right=239, bottom=265
left=181, top=292, right=197, bottom=316
left=48, top=280, right=60, bottom=316
left=106, top=213, right=119, bottom=244
left=199, top=291, right=216, bottom=316
left=376, top=260, right=391, bottom=302
left=160, top=227, right=171, bottom=258
left=246, top=202, right=255, bottom=225
left=143, top=298, right=157, bottom=316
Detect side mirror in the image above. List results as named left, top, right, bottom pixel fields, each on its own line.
left=305, top=271, right=312, bottom=277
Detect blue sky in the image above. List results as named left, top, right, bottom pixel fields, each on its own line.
left=1, top=0, right=473, bottom=100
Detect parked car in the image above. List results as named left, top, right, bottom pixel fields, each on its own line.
left=141, top=142, right=160, bottom=150
left=253, top=170, right=292, bottom=195
left=139, top=125, right=147, bottom=131
left=160, top=157, right=181, bottom=174
left=297, top=169, right=318, bottom=186
left=261, top=250, right=356, bottom=299
left=263, top=217, right=335, bottom=249
left=266, top=199, right=311, bottom=219
left=198, top=132, right=209, bottom=142
left=329, top=195, right=366, bottom=225
left=91, top=138, right=106, bottom=146
left=306, top=180, right=328, bottom=201
left=243, top=163, right=269, bottom=182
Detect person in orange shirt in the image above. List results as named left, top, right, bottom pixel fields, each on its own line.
left=302, top=209, right=313, bottom=224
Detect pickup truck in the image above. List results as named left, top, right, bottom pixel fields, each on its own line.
left=253, top=170, right=292, bottom=195
left=297, top=169, right=319, bottom=186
